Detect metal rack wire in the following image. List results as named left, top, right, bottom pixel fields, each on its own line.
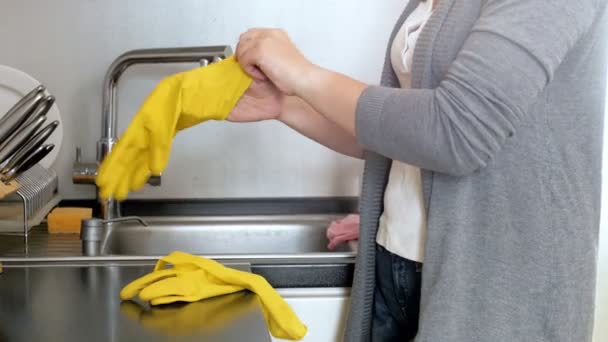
left=0, top=164, right=59, bottom=236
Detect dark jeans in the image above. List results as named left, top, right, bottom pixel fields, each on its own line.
left=372, top=245, right=422, bottom=342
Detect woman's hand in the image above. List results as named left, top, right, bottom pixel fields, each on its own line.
left=236, top=28, right=315, bottom=96
left=227, top=79, right=284, bottom=122
left=236, top=27, right=367, bottom=137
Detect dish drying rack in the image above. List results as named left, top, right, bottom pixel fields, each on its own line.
left=0, top=164, right=60, bottom=236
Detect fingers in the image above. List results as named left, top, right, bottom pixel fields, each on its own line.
left=148, top=295, right=188, bottom=306
left=96, top=144, right=125, bottom=188
left=98, top=145, right=138, bottom=200
left=108, top=148, right=152, bottom=199
left=138, top=273, right=243, bottom=302
left=149, top=142, right=169, bottom=176
left=236, top=29, right=259, bottom=61
left=98, top=155, right=129, bottom=200
left=248, top=66, right=268, bottom=81
left=119, top=269, right=178, bottom=300
left=97, top=119, right=144, bottom=198
left=236, top=28, right=277, bottom=81
left=139, top=276, right=197, bottom=301
left=98, top=152, right=143, bottom=200
left=114, top=170, right=131, bottom=201
left=238, top=28, right=263, bottom=46
left=148, top=284, right=245, bottom=306
left=99, top=171, right=124, bottom=200
left=236, top=37, right=266, bottom=80
left=236, top=27, right=306, bottom=97
left=130, top=155, right=151, bottom=192
left=96, top=156, right=111, bottom=188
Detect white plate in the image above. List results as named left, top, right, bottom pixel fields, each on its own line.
left=0, top=65, right=63, bottom=169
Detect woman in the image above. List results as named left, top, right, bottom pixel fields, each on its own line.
left=228, top=0, right=608, bottom=341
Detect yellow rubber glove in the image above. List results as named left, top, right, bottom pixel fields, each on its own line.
left=120, top=292, right=259, bottom=337
left=120, top=251, right=307, bottom=341
left=96, top=56, right=252, bottom=200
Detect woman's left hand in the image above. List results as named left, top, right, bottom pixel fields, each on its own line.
left=227, top=79, right=284, bottom=123
left=236, top=28, right=315, bottom=96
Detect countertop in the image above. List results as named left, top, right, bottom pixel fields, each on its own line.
left=0, top=262, right=272, bottom=342
left=0, top=226, right=355, bottom=288
left=0, top=225, right=81, bottom=258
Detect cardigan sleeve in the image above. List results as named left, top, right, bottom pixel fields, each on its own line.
left=356, top=0, right=600, bottom=176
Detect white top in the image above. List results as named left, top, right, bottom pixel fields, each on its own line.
left=376, top=0, right=434, bottom=262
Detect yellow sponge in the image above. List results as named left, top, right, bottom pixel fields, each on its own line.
left=47, top=207, right=93, bottom=234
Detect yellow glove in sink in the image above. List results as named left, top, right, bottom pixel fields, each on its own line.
left=96, top=56, right=252, bottom=200
left=120, top=251, right=307, bottom=341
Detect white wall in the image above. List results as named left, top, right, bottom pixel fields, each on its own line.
left=594, top=65, right=608, bottom=342
left=0, top=0, right=404, bottom=199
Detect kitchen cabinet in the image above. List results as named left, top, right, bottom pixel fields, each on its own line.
left=273, top=288, right=350, bottom=342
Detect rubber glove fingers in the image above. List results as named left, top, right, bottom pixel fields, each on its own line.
left=120, top=269, right=179, bottom=300
left=101, top=148, right=154, bottom=200
left=114, top=151, right=152, bottom=200
left=163, top=251, right=269, bottom=290
left=149, top=283, right=244, bottom=306
left=138, top=273, right=202, bottom=301
left=114, top=169, right=132, bottom=201
left=97, top=150, right=137, bottom=200
left=96, top=116, right=148, bottom=195
left=129, top=158, right=152, bottom=192
left=98, top=161, right=132, bottom=200
left=148, top=139, right=170, bottom=176
left=98, top=170, right=121, bottom=200
left=96, top=146, right=125, bottom=191
left=140, top=271, right=243, bottom=300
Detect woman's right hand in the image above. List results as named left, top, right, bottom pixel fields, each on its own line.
left=227, top=79, right=285, bottom=123
left=235, top=28, right=316, bottom=96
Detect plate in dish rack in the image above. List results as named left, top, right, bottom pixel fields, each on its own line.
left=0, top=65, right=63, bottom=168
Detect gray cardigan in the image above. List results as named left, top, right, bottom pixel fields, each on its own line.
left=344, top=0, right=608, bottom=341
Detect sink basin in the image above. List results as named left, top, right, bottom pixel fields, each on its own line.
left=102, top=215, right=357, bottom=258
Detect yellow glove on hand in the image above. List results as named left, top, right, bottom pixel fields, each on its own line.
left=120, top=251, right=307, bottom=341
left=96, top=56, right=252, bottom=200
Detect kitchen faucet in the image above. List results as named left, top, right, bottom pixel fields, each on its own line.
left=73, top=46, right=233, bottom=220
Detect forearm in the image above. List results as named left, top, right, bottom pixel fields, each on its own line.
left=296, top=66, right=368, bottom=137
left=279, top=96, right=364, bottom=159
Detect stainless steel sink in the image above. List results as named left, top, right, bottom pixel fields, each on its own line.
left=100, top=215, right=357, bottom=260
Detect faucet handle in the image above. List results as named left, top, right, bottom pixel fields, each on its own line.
left=80, top=216, right=147, bottom=256
left=101, top=216, right=148, bottom=226
left=82, top=216, right=148, bottom=228
left=73, top=146, right=99, bottom=184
